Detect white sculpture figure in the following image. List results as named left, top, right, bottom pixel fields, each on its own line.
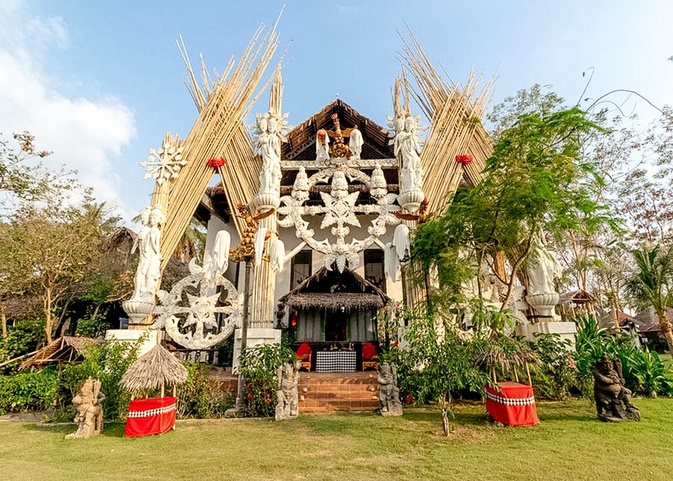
left=269, top=238, right=285, bottom=273
left=348, top=126, right=364, bottom=160
left=292, top=166, right=309, bottom=202
left=526, top=231, right=558, bottom=296
left=255, top=113, right=282, bottom=195
left=391, top=115, right=405, bottom=153
left=254, top=227, right=268, bottom=267
left=140, top=205, right=165, bottom=300
left=131, top=206, right=152, bottom=300
left=316, top=129, right=330, bottom=161
left=392, top=224, right=410, bottom=262
left=202, top=230, right=231, bottom=292
left=399, top=115, right=423, bottom=192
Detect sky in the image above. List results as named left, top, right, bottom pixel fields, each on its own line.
left=0, top=0, right=671, bottom=223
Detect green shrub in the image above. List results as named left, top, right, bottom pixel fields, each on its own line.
left=59, top=339, right=139, bottom=421
left=0, top=318, right=46, bottom=363
left=527, top=333, right=584, bottom=400
left=623, top=348, right=673, bottom=397
left=238, top=343, right=294, bottom=417
left=0, top=367, right=58, bottom=414
left=176, top=362, right=235, bottom=418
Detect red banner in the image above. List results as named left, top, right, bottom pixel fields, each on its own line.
left=485, top=382, right=539, bottom=426
left=124, top=396, right=177, bottom=438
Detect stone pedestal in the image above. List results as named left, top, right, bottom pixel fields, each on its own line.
left=122, top=298, right=155, bottom=328
left=516, top=321, right=577, bottom=349
left=105, top=328, right=162, bottom=357
left=232, top=328, right=282, bottom=373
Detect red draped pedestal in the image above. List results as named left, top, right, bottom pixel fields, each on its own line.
left=485, top=382, right=539, bottom=426
left=124, top=396, right=177, bottom=437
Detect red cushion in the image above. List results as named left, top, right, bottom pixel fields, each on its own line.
left=296, top=342, right=311, bottom=359
left=362, top=342, right=377, bottom=360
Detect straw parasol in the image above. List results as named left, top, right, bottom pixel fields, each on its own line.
left=119, top=344, right=188, bottom=398
left=475, top=336, right=541, bottom=386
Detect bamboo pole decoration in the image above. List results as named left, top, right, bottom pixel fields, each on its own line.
left=398, top=30, right=495, bottom=216
left=158, top=21, right=281, bottom=273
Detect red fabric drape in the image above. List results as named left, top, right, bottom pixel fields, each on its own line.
left=124, top=396, right=177, bottom=437
left=485, top=382, right=539, bottom=426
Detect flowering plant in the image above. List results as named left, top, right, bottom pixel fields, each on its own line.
left=207, top=157, right=226, bottom=168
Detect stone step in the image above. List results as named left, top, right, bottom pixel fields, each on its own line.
left=297, top=372, right=380, bottom=414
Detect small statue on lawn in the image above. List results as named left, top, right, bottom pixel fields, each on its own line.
left=66, top=377, right=106, bottom=439
left=275, top=362, right=300, bottom=421
left=378, top=361, right=403, bottom=416
left=593, top=355, right=640, bottom=422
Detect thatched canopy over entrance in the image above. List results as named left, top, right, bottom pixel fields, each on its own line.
left=279, top=267, right=389, bottom=313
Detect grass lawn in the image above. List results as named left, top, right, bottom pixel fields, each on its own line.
left=1, top=398, right=672, bottom=481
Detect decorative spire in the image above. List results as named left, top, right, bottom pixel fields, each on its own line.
left=328, top=113, right=351, bottom=159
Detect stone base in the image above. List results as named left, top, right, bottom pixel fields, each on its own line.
left=516, top=321, right=577, bottom=348
left=232, top=328, right=282, bottom=373
left=105, top=328, right=162, bottom=357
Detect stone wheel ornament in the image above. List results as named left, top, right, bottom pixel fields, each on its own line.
left=152, top=259, right=243, bottom=350
left=277, top=162, right=400, bottom=272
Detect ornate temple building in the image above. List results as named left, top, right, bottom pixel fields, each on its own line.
left=113, top=22, right=575, bottom=372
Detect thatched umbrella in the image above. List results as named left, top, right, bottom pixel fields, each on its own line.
left=119, top=344, right=188, bottom=398
left=475, top=337, right=541, bottom=385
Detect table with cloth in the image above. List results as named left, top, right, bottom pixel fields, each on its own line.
left=315, top=351, right=356, bottom=372
left=124, top=396, right=177, bottom=437
left=485, top=381, right=539, bottom=426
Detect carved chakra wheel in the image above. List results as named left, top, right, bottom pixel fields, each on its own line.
left=277, top=162, right=401, bottom=272
left=152, top=259, right=243, bottom=350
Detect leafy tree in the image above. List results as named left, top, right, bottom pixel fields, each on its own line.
left=398, top=313, right=487, bottom=436
left=626, top=246, right=673, bottom=354
left=414, top=96, right=610, bottom=319
left=0, top=193, right=119, bottom=344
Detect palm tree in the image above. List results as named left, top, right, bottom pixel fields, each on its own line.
left=627, top=246, right=673, bottom=354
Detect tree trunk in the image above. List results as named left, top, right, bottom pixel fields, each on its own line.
left=44, top=287, right=53, bottom=344
left=1, top=303, right=7, bottom=341
left=440, top=392, right=451, bottom=436
left=657, top=310, right=673, bottom=355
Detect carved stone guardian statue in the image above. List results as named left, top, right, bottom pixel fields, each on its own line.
left=377, top=361, right=403, bottom=416
left=593, top=355, right=640, bottom=422
left=275, top=362, right=300, bottom=421
left=66, top=377, right=105, bottom=439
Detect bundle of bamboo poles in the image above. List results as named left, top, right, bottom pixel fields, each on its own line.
left=156, top=23, right=280, bottom=272
left=399, top=32, right=495, bottom=216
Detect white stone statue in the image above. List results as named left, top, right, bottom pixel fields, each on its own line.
left=526, top=231, right=558, bottom=296
left=348, top=126, right=364, bottom=160
left=398, top=115, right=423, bottom=192
left=316, top=129, right=330, bottom=161
left=255, top=113, right=282, bottom=195
left=202, top=229, right=231, bottom=292
left=131, top=206, right=151, bottom=300
left=131, top=205, right=164, bottom=301
left=138, top=205, right=165, bottom=300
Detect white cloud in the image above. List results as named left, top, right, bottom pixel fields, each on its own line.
left=0, top=2, right=136, bottom=219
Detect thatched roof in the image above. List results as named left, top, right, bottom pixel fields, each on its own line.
left=558, top=289, right=597, bottom=306
left=279, top=267, right=389, bottom=312
left=633, top=307, right=673, bottom=333
left=20, top=336, right=101, bottom=371
left=474, top=338, right=541, bottom=372
left=119, top=344, right=188, bottom=392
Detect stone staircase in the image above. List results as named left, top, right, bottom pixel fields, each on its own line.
left=298, top=372, right=380, bottom=414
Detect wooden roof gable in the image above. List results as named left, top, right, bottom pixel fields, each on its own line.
left=282, top=99, right=394, bottom=161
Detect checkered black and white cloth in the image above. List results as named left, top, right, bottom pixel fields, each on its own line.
left=485, top=390, right=536, bottom=406
left=315, top=351, right=356, bottom=373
